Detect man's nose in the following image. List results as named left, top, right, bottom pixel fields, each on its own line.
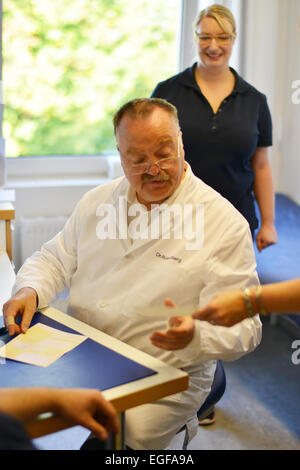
left=146, top=163, right=160, bottom=176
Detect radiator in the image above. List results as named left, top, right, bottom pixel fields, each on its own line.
left=20, top=216, right=68, bottom=263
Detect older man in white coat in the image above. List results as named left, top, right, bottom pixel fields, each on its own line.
left=3, top=98, right=261, bottom=450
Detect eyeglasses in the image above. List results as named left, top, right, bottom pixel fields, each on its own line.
left=195, top=32, right=234, bottom=45
left=125, top=134, right=181, bottom=175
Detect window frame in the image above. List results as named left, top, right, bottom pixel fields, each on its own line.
left=0, top=0, right=5, bottom=187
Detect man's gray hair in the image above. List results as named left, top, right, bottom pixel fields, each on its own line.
left=113, top=97, right=179, bottom=134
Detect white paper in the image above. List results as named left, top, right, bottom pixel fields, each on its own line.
left=0, top=323, right=87, bottom=367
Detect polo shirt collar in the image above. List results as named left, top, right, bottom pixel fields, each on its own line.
left=230, top=67, right=250, bottom=94
left=179, top=63, right=250, bottom=95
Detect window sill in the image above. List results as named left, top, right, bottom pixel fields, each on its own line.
left=6, top=176, right=111, bottom=189
left=5, top=155, right=124, bottom=190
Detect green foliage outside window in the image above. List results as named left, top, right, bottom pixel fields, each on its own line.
left=3, top=0, right=178, bottom=157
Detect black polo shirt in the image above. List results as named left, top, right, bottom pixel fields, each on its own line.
left=151, top=64, right=273, bottom=233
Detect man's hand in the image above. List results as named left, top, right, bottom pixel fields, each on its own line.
left=3, top=287, right=38, bottom=336
left=0, top=387, right=119, bottom=442
left=150, top=299, right=195, bottom=350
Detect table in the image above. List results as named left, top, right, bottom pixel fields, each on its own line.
left=0, top=203, right=15, bottom=261
left=0, top=305, right=189, bottom=449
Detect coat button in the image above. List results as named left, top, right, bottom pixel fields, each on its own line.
left=98, top=299, right=108, bottom=308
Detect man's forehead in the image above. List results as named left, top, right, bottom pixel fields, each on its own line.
left=125, top=136, right=175, bottom=154
left=117, top=108, right=178, bottom=133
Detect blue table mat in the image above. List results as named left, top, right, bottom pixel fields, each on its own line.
left=0, top=312, right=157, bottom=390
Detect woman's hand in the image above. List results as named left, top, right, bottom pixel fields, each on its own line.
left=192, top=290, right=247, bottom=327
left=256, top=222, right=278, bottom=252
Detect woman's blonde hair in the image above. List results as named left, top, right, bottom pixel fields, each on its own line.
left=194, top=4, right=237, bottom=35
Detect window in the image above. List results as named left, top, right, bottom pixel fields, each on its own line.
left=2, top=0, right=180, bottom=158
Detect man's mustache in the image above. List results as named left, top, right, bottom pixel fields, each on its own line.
left=142, top=173, right=170, bottom=183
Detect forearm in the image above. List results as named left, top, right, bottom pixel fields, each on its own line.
left=253, top=164, right=275, bottom=224
left=0, top=388, right=60, bottom=423
left=13, top=238, right=74, bottom=308
left=251, top=279, right=300, bottom=314
left=0, top=388, right=119, bottom=439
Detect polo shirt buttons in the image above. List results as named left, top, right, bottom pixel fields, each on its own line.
left=211, top=115, right=217, bottom=131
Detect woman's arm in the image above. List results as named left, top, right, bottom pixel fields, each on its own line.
left=192, top=278, right=300, bottom=327
left=258, top=278, right=300, bottom=314
left=251, top=147, right=278, bottom=252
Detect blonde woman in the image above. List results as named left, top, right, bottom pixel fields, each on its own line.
left=152, top=4, right=277, bottom=251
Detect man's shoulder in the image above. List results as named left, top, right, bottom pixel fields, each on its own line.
left=77, top=177, right=126, bottom=210
left=189, top=174, right=249, bottom=228
left=85, top=177, right=125, bottom=198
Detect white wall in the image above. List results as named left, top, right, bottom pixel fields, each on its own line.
left=242, top=0, right=300, bottom=204
left=178, top=0, right=199, bottom=71
left=279, top=0, right=300, bottom=203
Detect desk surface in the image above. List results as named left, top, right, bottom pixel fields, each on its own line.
left=1, top=306, right=189, bottom=438
left=0, top=203, right=15, bottom=220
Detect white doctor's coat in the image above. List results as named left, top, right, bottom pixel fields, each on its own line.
left=14, top=165, right=261, bottom=449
